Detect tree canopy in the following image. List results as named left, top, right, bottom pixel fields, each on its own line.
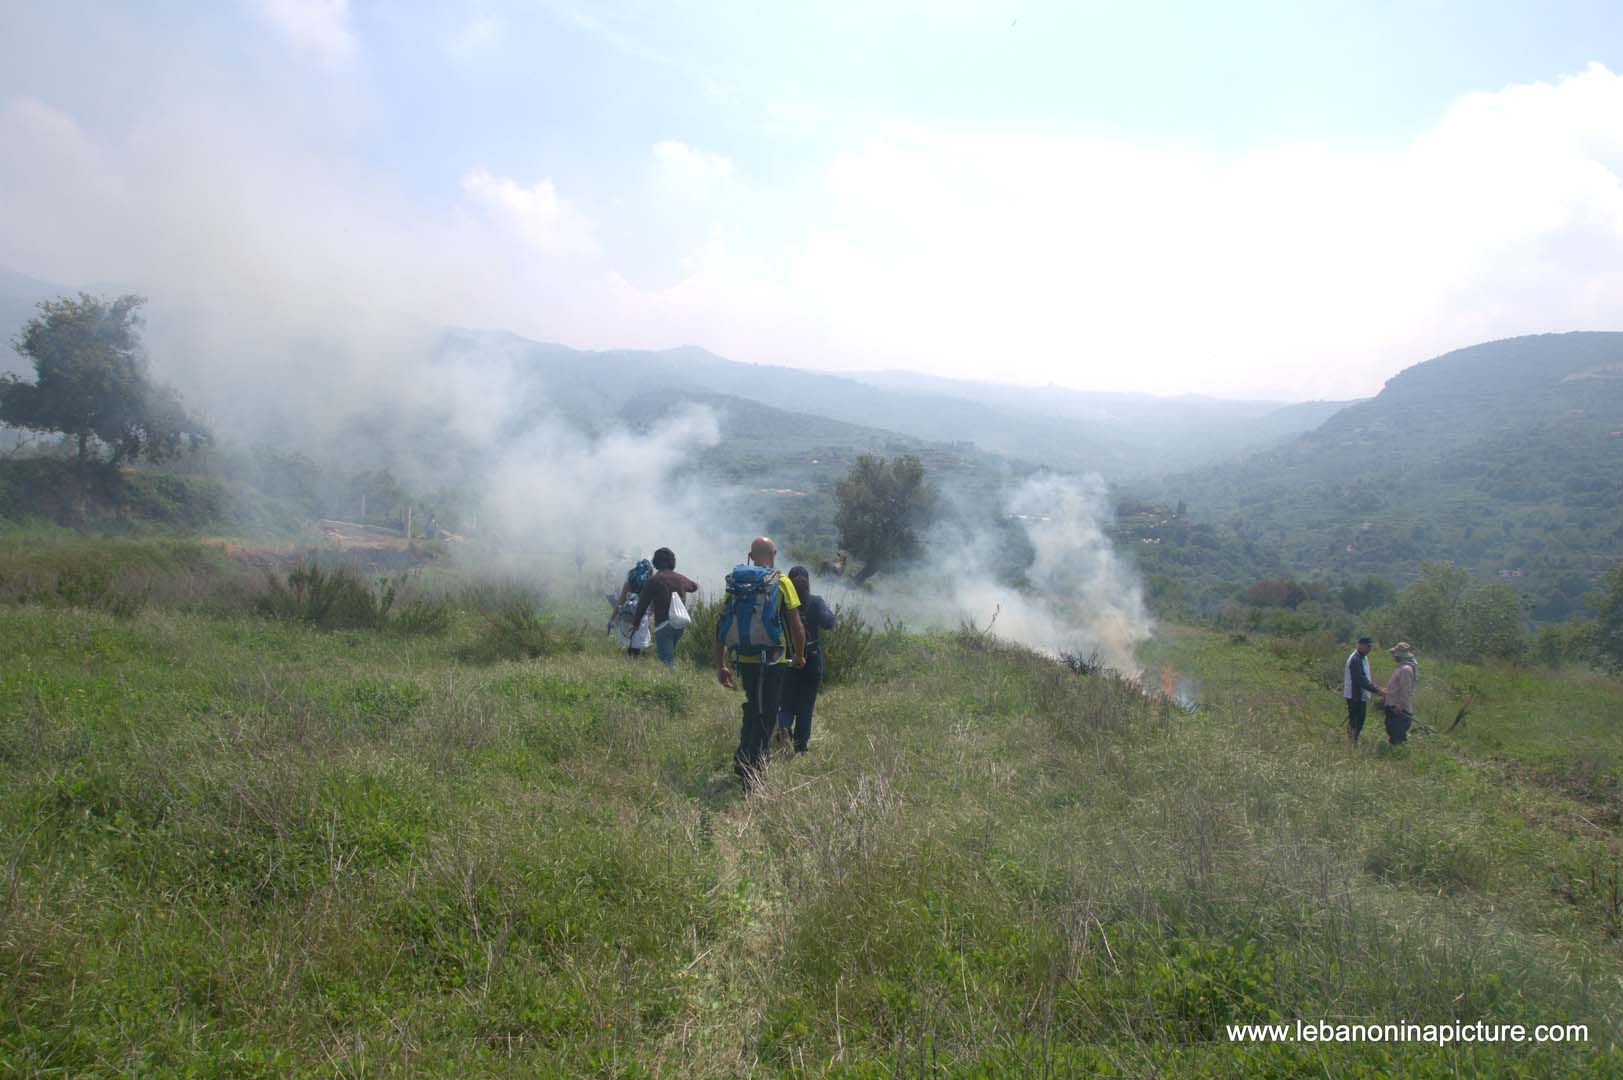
left=834, top=454, right=936, bottom=584
left=1371, top=561, right=1527, bottom=660
left=0, top=293, right=208, bottom=466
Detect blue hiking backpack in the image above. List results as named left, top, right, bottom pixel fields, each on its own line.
left=718, top=564, right=783, bottom=656
left=626, top=559, right=654, bottom=591
left=620, top=559, right=654, bottom=621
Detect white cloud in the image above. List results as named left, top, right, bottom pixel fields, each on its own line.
left=634, top=64, right=1623, bottom=398
left=653, top=139, right=733, bottom=180
left=460, top=168, right=599, bottom=256
left=447, top=14, right=502, bottom=61
left=0, top=97, right=125, bottom=279
left=257, top=0, right=356, bottom=64
left=7, top=26, right=1623, bottom=404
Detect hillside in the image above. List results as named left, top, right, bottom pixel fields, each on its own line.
left=1, top=532, right=1619, bottom=1075
left=618, top=387, right=1032, bottom=551
left=441, top=329, right=1347, bottom=481
left=442, top=330, right=1129, bottom=475
left=1161, top=333, right=1623, bottom=618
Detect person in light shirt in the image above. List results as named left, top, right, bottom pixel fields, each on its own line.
left=1342, top=635, right=1384, bottom=745
left=1381, top=642, right=1419, bottom=745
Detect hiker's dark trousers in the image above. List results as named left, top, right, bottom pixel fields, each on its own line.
left=1345, top=697, right=1367, bottom=743
left=778, top=651, right=824, bottom=752
left=1383, top=706, right=1412, bottom=746
left=735, top=662, right=787, bottom=780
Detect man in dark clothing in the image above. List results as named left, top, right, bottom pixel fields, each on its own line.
left=777, top=566, right=836, bottom=753
left=632, top=547, right=699, bottom=669
left=1343, top=635, right=1384, bottom=745
left=715, top=537, right=805, bottom=794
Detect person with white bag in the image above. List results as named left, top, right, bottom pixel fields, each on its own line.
left=632, top=547, right=700, bottom=668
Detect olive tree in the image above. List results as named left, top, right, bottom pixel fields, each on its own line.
left=834, top=454, right=936, bottom=585
left=0, top=294, right=208, bottom=467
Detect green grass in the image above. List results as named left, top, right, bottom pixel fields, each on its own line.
left=1146, top=625, right=1623, bottom=796
left=1, top=570, right=1621, bottom=1075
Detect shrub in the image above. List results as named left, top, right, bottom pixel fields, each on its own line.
left=391, top=598, right=451, bottom=637
left=460, top=598, right=586, bottom=663
left=682, top=594, right=722, bottom=670
left=1059, top=649, right=1106, bottom=676
left=820, top=602, right=879, bottom=686
left=255, top=562, right=392, bottom=629
left=1341, top=576, right=1397, bottom=614
left=252, top=562, right=444, bottom=635
left=1371, top=562, right=1529, bottom=661
left=1533, top=618, right=1595, bottom=668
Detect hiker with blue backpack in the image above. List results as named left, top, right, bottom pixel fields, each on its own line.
left=610, top=557, right=656, bottom=657
left=714, top=536, right=806, bottom=793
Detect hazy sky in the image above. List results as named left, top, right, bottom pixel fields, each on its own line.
left=4, top=1, right=1623, bottom=399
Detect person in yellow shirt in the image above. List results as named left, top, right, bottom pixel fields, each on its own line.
left=715, top=536, right=806, bottom=792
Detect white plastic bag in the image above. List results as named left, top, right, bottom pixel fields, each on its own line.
left=666, top=590, right=693, bottom=631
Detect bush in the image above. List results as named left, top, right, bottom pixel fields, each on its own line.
left=391, top=599, right=451, bottom=637
left=460, top=597, right=586, bottom=663
left=681, top=595, right=722, bottom=671
left=253, top=562, right=448, bottom=635
left=1533, top=618, right=1595, bottom=668
left=820, top=602, right=879, bottom=686
left=255, top=562, right=394, bottom=629
left=1341, top=576, right=1397, bottom=614
left=1370, top=562, right=1528, bottom=660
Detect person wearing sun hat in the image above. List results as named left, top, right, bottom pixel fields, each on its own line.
left=1381, top=642, right=1419, bottom=745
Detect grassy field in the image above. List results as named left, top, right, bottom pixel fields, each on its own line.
left=2, top=537, right=1621, bottom=1076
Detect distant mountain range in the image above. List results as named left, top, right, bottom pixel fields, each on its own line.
left=1161, top=333, right=1623, bottom=616
left=437, top=329, right=1345, bottom=480
left=855, top=369, right=1354, bottom=475
left=0, top=267, right=1354, bottom=481
left=7, top=266, right=1620, bottom=615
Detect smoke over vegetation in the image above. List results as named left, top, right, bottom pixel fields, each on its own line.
left=836, top=471, right=1152, bottom=673
left=124, top=291, right=1155, bottom=669
left=134, top=301, right=737, bottom=585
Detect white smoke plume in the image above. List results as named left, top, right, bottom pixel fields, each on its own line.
left=825, top=472, right=1153, bottom=674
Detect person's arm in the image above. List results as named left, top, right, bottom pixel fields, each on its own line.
left=814, top=596, right=835, bottom=630
left=714, top=637, right=735, bottom=688
left=785, top=606, right=807, bottom=669
left=675, top=572, right=698, bottom=594
left=615, top=581, right=630, bottom=610
left=633, top=585, right=654, bottom=628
